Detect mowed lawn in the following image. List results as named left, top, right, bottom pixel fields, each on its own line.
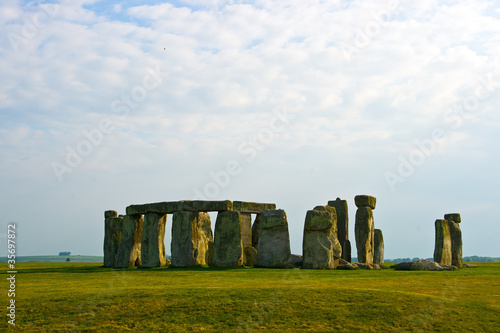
left=3, top=262, right=499, bottom=332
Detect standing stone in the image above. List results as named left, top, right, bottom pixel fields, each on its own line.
left=115, top=215, right=143, bottom=268
left=327, top=198, right=349, bottom=257
left=213, top=211, right=245, bottom=267
left=343, top=239, right=352, bottom=263
left=141, top=213, right=167, bottom=268
left=445, top=213, right=462, bottom=268
left=103, top=215, right=123, bottom=267
left=373, top=229, right=384, bottom=265
left=251, top=213, right=261, bottom=248
left=303, top=206, right=342, bottom=269
left=257, top=209, right=291, bottom=268
left=171, top=211, right=213, bottom=267
left=354, top=195, right=376, bottom=264
left=449, top=221, right=463, bottom=268
left=241, top=213, right=253, bottom=260
left=433, top=219, right=452, bottom=265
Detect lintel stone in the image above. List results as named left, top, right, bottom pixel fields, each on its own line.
left=444, top=213, right=461, bottom=223
left=105, top=210, right=118, bottom=218
left=126, top=204, right=148, bottom=215
left=354, top=195, right=377, bottom=209
left=233, top=201, right=276, bottom=213
left=146, top=201, right=184, bottom=214
left=182, top=200, right=233, bottom=212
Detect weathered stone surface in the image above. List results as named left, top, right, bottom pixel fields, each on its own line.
left=103, top=217, right=123, bottom=267
left=213, top=211, right=244, bottom=267
left=463, top=263, right=477, bottom=268
left=439, top=264, right=458, bottom=271
left=290, top=254, right=303, bottom=268
left=171, top=211, right=213, bottom=267
left=182, top=200, right=233, bottom=212
left=449, top=221, right=463, bottom=268
left=354, top=263, right=380, bottom=270
left=241, top=213, right=253, bottom=261
left=126, top=204, right=148, bottom=216
left=394, top=260, right=443, bottom=271
left=373, top=229, right=384, bottom=265
left=354, top=195, right=377, bottom=209
left=444, top=213, right=461, bottom=223
left=115, top=215, right=143, bottom=268
left=342, top=239, right=352, bottom=263
left=146, top=201, right=183, bottom=214
left=434, top=219, right=452, bottom=265
left=337, top=263, right=358, bottom=270
left=355, top=206, right=374, bottom=264
left=105, top=210, right=118, bottom=218
left=141, top=213, right=167, bottom=268
left=327, top=198, right=348, bottom=250
left=257, top=209, right=291, bottom=268
left=244, top=246, right=257, bottom=266
left=303, top=206, right=342, bottom=269
left=251, top=214, right=261, bottom=248
left=339, top=258, right=350, bottom=265
left=233, top=201, right=276, bottom=213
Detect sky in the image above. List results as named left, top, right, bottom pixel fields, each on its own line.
left=1, top=0, right=499, bottom=259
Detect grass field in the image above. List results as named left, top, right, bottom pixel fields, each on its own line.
left=2, top=263, right=499, bottom=332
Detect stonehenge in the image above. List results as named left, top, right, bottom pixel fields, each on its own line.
left=103, top=196, right=466, bottom=271
left=434, top=213, right=463, bottom=268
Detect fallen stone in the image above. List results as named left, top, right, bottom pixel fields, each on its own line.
left=165, top=259, right=171, bottom=266
left=355, top=263, right=380, bottom=270
left=182, top=200, right=233, bottom=212
left=327, top=198, right=349, bottom=251
left=141, top=213, right=167, bottom=268
left=339, top=258, right=350, bottom=265
left=354, top=195, right=376, bottom=209
left=115, top=215, right=143, bottom=268
left=449, top=221, right=463, bottom=268
left=244, top=246, right=258, bottom=266
left=233, top=201, right=276, bottom=213
left=290, top=254, right=303, bottom=268
left=105, top=210, right=118, bottom=218
left=373, top=229, right=384, bottom=265
left=355, top=206, right=374, bottom=264
left=257, top=209, right=291, bottom=268
left=439, top=264, right=458, bottom=271
left=337, top=263, right=358, bottom=270
left=433, top=219, right=452, bottom=265
left=103, top=217, right=123, bottom=267
left=171, top=211, right=213, bottom=267
left=444, top=213, right=461, bottom=223
left=463, top=263, right=477, bottom=268
left=394, top=260, right=443, bottom=271
left=303, top=206, right=342, bottom=269
left=213, top=211, right=245, bottom=267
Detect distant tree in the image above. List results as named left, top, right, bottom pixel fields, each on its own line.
left=59, top=251, right=71, bottom=256
left=66, top=257, right=71, bottom=262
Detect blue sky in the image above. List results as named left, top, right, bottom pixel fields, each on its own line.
left=1, top=0, right=499, bottom=258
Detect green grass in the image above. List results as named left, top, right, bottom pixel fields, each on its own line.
left=2, top=263, right=499, bottom=332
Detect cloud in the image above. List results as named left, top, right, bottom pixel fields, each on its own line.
left=1, top=0, right=499, bottom=257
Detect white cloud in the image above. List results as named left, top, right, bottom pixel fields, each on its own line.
left=1, top=0, right=499, bottom=257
